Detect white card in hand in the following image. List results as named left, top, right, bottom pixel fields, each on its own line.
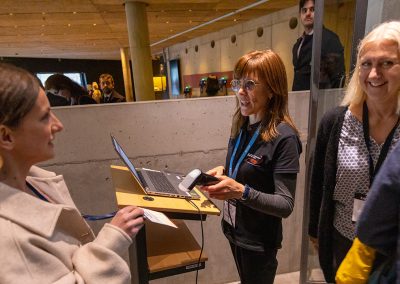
left=142, top=208, right=177, bottom=228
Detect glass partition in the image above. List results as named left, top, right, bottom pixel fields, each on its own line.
left=300, top=0, right=370, bottom=283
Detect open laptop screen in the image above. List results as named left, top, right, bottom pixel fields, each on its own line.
left=111, top=135, right=142, bottom=184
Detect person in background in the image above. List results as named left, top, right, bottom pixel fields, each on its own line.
left=292, top=0, right=345, bottom=91
left=91, top=81, right=102, bottom=103
left=99, top=73, right=125, bottom=103
left=309, top=20, right=400, bottom=283
left=201, top=50, right=302, bottom=284
left=44, top=73, right=87, bottom=106
left=0, top=63, right=144, bottom=283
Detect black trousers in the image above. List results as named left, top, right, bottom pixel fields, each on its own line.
left=332, top=228, right=353, bottom=277
left=229, top=242, right=278, bottom=284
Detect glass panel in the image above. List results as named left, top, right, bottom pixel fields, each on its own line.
left=302, top=0, right=356, bottom=283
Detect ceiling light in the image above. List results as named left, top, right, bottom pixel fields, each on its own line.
left=68, top=24, right=71, bottom=27
left=41, top=24, right=45, bottom=27
left=189, top=9, right=192, bottom=12
left=189, top=20, right=192, bottom=23
left=14, top=25, right=18, bottom=28
left=9, top=13, right=13, bottom=16
left=166, top=21, right=169, bottom=24
left=234, top=18, right=237, bottom=22
left=42, top=12, right=46, bottom=15
left=93, top=23, right=97, bottom=26
left=41, top=33, right=44, bottom=36
left=73, top=11, right=77, bottom=14
left=170, top=29, right=173, bottom=32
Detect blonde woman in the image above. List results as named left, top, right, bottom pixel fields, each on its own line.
left=309, top=21, right=400, bottom=283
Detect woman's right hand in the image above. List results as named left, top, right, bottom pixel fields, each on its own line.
left=110, top=206, right=145, bottom=238
left=206, top=165, right=225, bottom=176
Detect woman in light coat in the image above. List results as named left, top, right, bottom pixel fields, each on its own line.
left=0, top=63, right=144, bottom=284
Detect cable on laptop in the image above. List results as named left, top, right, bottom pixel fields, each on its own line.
left=186, top=198, right=204, bottom=284
left=82, top=211, right=117, bottom=221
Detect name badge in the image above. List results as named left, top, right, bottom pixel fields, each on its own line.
left=352, top=192, right=367, bottom=223
left=223, top=200, right=237, bottom=228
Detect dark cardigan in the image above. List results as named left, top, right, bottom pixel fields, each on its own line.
left=308, top=106, right=348, bottom=283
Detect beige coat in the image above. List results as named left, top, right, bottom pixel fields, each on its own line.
left=0, top=166, right=132, bottom=284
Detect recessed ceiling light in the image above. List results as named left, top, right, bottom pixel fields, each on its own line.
left=170, top=29, right=173, bottom=32
left=41, top=33, right=44, bottom=36
left=41, top=24, right=45, bottom=27
left=233, top=18, right=237, bottom=22
left=42, top=12, right=46, bottom=15
left=73, top=11, right=77, bottom=14
left=189, top=9, right=192, bottom=12
left=166, top=21, right=169, bottom=24
left=14, top=25, right=18, bottom=28
left=93, top=23, right=97, bottom=26
left=189, top=20, right=192, bottom=23
left=9, top=13, right=13, bottom=16
left=68, top=24, right=71, bottom=27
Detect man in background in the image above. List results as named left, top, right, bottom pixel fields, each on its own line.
left=292, top=0, right=345, bottom=91
left=99, top=73, right=125, bottom=103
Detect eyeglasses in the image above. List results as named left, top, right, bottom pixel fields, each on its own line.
left=230, top=79, right=261, bottom=92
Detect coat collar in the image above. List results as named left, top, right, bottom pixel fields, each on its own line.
left=0, top=166, right=93, bottom=241
left=0, top=182, right=67, bottom=238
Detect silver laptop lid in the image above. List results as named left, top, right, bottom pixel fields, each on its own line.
left=111, top=135, right=144, bottom=186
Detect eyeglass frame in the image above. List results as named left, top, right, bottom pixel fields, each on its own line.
left=230, top=79, right=262, bottom=92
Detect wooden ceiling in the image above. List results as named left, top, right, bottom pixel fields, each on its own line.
left=0, top=0, right=298, bottom=60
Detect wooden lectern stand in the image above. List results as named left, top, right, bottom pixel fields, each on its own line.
left=110, top=165, right=220, bottom=283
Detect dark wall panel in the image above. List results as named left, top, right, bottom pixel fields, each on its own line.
left=0, top=57, right=125, bottom=96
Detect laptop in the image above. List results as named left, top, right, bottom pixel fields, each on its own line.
left=111, top=135, right=200, bottom=199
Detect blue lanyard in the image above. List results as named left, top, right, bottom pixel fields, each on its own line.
left=26, top=182, right=116, bottom=221
left=26, top=182, right=49, bottom=202
left=229, top=125, right=260, bottom=179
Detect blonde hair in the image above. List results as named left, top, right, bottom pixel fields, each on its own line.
left=231, top=50, right=298, bottom=141
left=342, top=21, right=400, bottom=106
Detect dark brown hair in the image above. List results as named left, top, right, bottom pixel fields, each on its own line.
left=231, top=50, right=298, bottom=142
left=0, top=63, right=39, bottom=128
left=299, top=0, right=314, bottom=11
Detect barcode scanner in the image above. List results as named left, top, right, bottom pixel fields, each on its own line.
left=178, top=169, right=220, bottom=192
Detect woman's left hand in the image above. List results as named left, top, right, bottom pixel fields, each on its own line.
left=201, top=175, right=244, bottom=200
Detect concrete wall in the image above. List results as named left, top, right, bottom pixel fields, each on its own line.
left=166, top=6, right=301, bottom=97
left=41, top=92, right=309, bottom=283
left=366, top=0, right=400, bottom=34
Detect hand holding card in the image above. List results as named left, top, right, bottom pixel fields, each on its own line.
left=142, top=208, right=177, bottom=228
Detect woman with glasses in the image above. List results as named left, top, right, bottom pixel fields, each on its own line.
left=201, top=50, right=302, bottom=283
left=0, top=63, right=144, bottom=283
left=309, top=21, right=400, bottom=283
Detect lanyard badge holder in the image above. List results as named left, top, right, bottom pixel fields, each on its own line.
left=352, top=102, right=399, bottom=223
left=223, top=125, right=261, bottom=228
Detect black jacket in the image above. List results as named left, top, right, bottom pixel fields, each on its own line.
left=292, top=27, right=345, bottom=91
left=100, top=90, right=126, bottom=103
left=308, top=106, right=347, bottom=283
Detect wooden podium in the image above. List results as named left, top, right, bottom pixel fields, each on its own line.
left=110, top=165, right=220, bottom=283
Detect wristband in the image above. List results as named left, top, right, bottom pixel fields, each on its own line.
left=241, top=184, right=251, bottom=200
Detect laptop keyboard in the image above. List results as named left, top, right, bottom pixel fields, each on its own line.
left=146, top=171, right=178, bottom=194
